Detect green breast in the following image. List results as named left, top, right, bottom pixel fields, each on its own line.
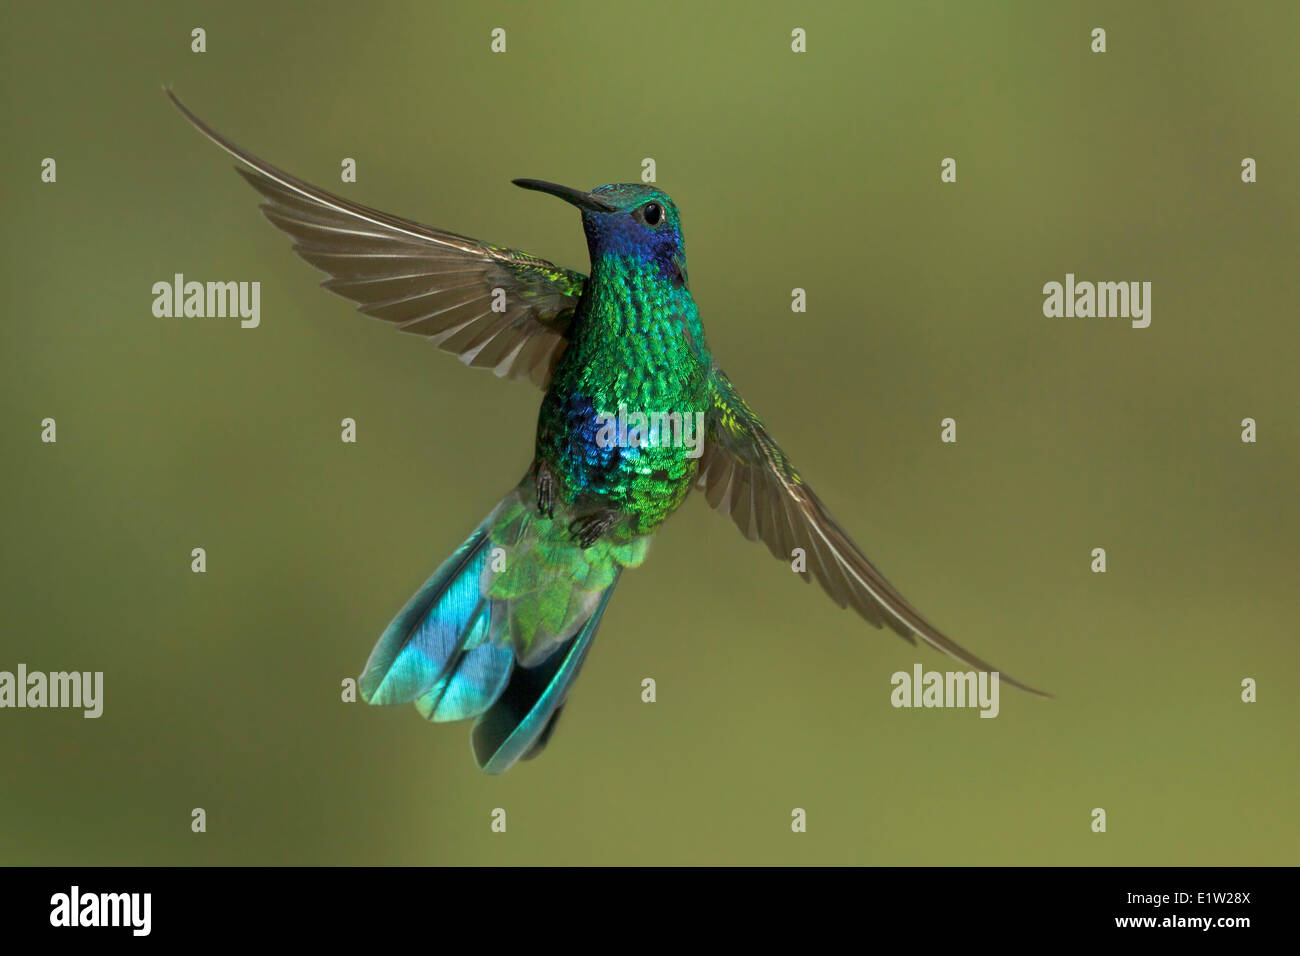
left=536, top=254, right=712, bottom=535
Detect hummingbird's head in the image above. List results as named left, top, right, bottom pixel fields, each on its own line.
left=512, top=179, right=687, bottom=286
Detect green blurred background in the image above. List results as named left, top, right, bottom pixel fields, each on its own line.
left=2, top=0, right=1297, bottom=865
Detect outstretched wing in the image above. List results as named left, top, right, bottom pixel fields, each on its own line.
left=169, top=90, right=583, bottom=388
left=696, top=367, right=1045, bottom=695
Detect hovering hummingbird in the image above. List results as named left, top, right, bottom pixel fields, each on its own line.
left=169, top=91, right=1043, bottom=773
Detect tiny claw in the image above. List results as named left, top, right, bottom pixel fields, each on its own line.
left=536, top=465, right=554, bottom=518
left=569, top=512, right=615, bottom=549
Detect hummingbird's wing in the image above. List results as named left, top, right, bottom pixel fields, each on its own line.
left=168, top=91, right=583, bottom=388
left=697, top=367, right=1046, bottom=695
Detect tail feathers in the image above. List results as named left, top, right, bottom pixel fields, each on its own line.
left=412, top=611, right=514, bottom=723
left=359, top=489, right=629, bottom=772
left=359, top=509, right=502, bottom=713
left=471, top=571, right=620, bottom=774
left=519, top=704, right=566, bottom=763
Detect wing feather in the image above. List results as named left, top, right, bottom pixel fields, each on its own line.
left=169, top=90, right=584, bottom=388
left=697, top=367, right=1046, bottom=694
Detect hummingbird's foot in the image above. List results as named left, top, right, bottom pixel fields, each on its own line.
left=569, top=511, right=616, bottom=549
left=535, top=464, right=555, bottom=518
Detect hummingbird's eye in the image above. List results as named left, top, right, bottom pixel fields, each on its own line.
left=641, top=202, right=663, bottom=226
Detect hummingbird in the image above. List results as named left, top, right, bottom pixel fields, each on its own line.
left=169, top=91, right=1043, bottom=773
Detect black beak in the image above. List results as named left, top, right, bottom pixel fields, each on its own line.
left=512, top=178, right=617, bottom=213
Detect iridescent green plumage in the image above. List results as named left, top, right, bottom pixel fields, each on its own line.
left=539, top=249, right=711, bottom=535
left=171, top=91, right=1045, bottom=775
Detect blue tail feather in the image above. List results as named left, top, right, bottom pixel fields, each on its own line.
left=471, top=570, right=620, bottom=775
left=359, top=519, right=495, bottom=707
left=413, top=603, right=514, bottom=722
left=359, top=495, right=625, bottom=772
